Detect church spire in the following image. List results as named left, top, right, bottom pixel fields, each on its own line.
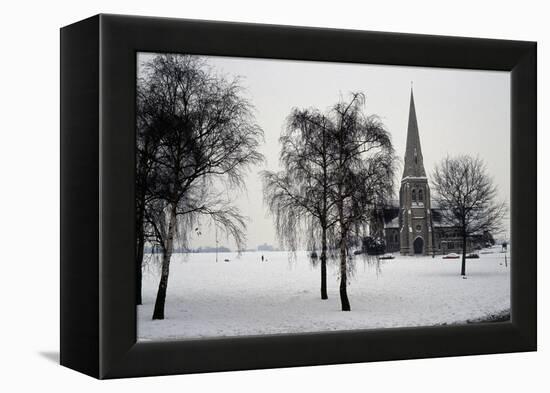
left=402, top=86, right=426, bottom=178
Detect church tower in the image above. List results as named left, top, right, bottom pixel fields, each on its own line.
left=399, top=88, right=433, bottom=255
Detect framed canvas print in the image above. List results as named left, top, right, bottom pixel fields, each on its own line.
left=60, top=14, right=536, bottom=379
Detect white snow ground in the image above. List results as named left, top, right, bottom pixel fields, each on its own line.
left=137, top=248, right=510, bottom=341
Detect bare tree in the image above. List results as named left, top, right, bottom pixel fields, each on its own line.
left=328, top=93, right=396, bottom=311
left=136, top=78, right=168, bottom=305
left=431, top=155, right=506, bottom=276
left=263, top=93, right=396, bottom=310
left=137, top=54, right=264, bottom=320
left=262, top=108, right=335, bottom=300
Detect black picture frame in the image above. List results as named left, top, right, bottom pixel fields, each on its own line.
left=60, top=14, right=537, bottom=379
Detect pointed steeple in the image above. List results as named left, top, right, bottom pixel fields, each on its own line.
left=402, top=87, right=426, bottom=178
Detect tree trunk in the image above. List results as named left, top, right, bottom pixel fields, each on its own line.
left=336, top=127, right=350, bottom=311
left=152, top=205, right=177, bottom=320
left=461, top=232, right=467, bottom=276
left=135, top=192, right=146, bottom=305
left=136, top=225, right=144, bottom=305
left=320, top=224, right=328, bottom=300
left=320, top=128, right=329, bottom=301
left=339, top=235, right=351, bottom=311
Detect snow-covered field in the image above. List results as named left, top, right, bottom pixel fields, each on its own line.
left=138, top=249, right=510, bottom=341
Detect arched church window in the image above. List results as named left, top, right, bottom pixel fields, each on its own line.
left=418, top=189, right=424, bottom=203
left=412, top=189, right=416, bottom=202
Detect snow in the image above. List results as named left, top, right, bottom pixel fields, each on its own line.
left=385, top=216, right=399, bottom=228
left=137, top=249, right=510, bottom=341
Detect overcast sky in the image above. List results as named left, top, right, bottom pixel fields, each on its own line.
left=138, top=53, right=510, bottom=251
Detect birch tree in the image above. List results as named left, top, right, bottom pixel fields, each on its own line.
left=263, top=93, right=396, bottom=310
left=137, top=54, right=264, bottom=319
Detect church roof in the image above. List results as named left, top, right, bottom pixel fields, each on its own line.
left=402, top=88, right=427, bottom=178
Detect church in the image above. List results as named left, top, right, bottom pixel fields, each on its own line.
left=380, top=89, right=486, bottom=256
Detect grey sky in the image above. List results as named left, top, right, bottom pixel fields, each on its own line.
left=138, top=53, right=511, bottom=250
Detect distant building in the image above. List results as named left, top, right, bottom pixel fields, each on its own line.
left=380, top=89, right=486, bottom=255
left=257, top=243, right=276, bottom=252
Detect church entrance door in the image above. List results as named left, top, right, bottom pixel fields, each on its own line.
left=413, top=237, right=424, bottom=254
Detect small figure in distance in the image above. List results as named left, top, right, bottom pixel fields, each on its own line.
left=261, top=255, right=264, bottom=262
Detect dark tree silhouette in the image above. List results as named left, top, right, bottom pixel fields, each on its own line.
left=431, top=155, right=506, bottom=276
left=263, top=93, right=396, bottom=310
left=327, top=93, right=395, bottom=311
left=136, top=54, right=264, bottom=319
left=136, top=81, right=167, bottom=305
left=262, top=108, right=335, bottom=300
